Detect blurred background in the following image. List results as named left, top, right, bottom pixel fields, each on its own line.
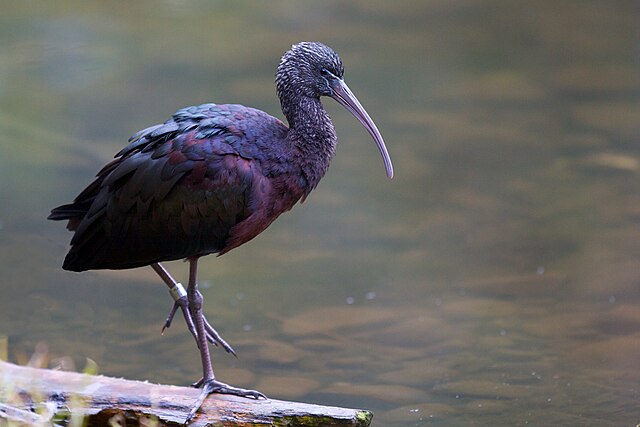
left=0, top=1, right=639, bottom=425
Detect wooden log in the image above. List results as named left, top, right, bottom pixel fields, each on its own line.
left=0, top=361, right=372, bottom=426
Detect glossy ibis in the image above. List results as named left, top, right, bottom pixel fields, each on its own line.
left=49, top=41, right=393, bottom=420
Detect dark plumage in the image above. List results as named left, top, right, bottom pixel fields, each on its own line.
left=51, top=103, right=294, bottom=271
left=49, top=41, right=392, bottom=421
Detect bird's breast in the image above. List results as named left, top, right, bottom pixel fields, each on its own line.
left=218, top=168, right=306, bottom=255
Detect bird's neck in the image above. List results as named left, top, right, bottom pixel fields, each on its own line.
left=284, top=95, right=337, bottom=192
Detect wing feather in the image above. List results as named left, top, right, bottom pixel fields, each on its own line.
left=49, top=103, right=290, bottom=271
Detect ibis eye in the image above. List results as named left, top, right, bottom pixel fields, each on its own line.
left=319, top=69, right=334, bottom=96
left=321, top=68, right=338, bottom=79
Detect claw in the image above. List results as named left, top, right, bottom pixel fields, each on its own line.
left=161, top=301, right=180, bottom=334
left=185, top=379, right=267, bottom=422
left=162, top=297, right=236, bottom=354
left=203, top=317, right=237, bottom=357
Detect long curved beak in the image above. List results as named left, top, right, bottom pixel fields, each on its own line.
left=330, top=78, right=394, bottom=178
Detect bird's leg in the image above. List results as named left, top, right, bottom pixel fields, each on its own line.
left=150, top=263, right=236, bottom=355
left=185, top=258, right=266, bottom=423
left=187, top=258, right=214, bottom=380
left=150, top=263, right=191, bottom=332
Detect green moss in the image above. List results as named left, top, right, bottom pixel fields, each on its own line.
left=275, top=411, right=373, bottom=427
left=355, top=411, right=373, bottom=426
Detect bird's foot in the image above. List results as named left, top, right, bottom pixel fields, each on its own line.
left=192, top=378, right=267, bottom=398
left=185, top=379, right=267, bottom=422
left=162, top=296, right=237, bottom=357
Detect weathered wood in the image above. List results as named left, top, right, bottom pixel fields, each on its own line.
left=0, top=361, right=372, bottom=426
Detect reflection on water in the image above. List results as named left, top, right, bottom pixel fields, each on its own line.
left=1, top=1, right=639, bottom=426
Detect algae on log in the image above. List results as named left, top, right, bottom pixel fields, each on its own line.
left=0, top=361, right=372, bottom=426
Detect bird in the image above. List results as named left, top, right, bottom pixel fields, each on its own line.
left=48, top=41, right=393, bottom=421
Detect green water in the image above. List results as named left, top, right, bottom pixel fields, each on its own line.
left=1, top=1, right=639, bottom=425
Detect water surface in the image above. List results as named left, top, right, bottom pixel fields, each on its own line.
left=1, top=1, right=639, bottom=426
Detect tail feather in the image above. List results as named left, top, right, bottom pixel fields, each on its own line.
left=48, top=202, right=91, bottom=232
left=48, top=203, right=86, bottom=220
